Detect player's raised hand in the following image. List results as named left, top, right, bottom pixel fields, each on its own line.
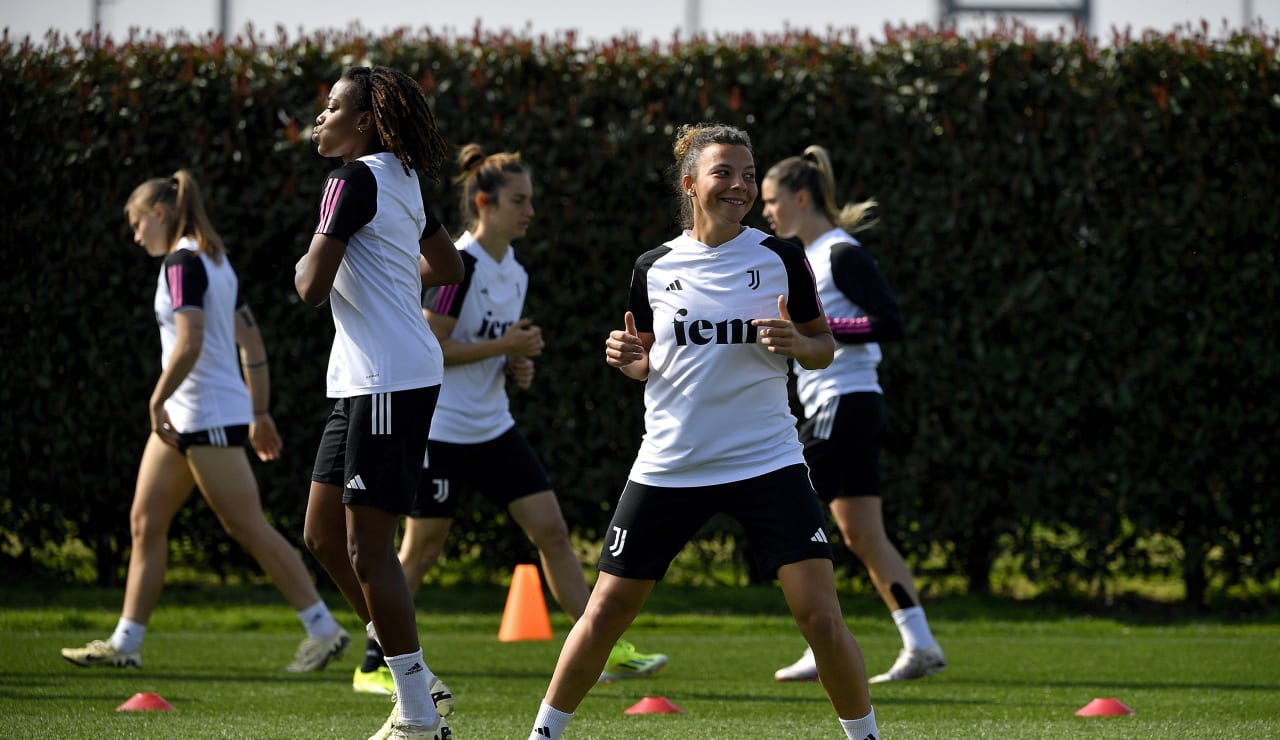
left=605, top=311, right=645, bottom=368
left=754, top=295, right=798, bottom=356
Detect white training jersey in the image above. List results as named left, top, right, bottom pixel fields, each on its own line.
left=313, top=151, right=444, bottom=398
left=626, top=226, right=826, bottom=487
left=422, top=231, right=530, bottom=444
left=795, top=228, right=884, bottom=418
left=153, top=237, right=252, bottom=433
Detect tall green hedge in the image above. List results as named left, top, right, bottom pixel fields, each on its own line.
left=3, top=26, right=1276, bottom=605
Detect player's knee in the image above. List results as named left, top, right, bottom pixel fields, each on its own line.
left=401, top=540, right=444, bottom=577
left=129, top=509, right=168, bottom=544
left=217, top=514, right=260, bottom=545
left=839, top=525, right=878, bottom=558
left=347, top=547, right=376, bottom=582
left=793, top=608, right=846, bottom=645
left=302, top=525, right=339, bottom=563
left=525, top=518, right=571, bottom=552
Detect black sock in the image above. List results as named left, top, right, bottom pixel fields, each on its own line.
left=360, top=636, right=385, bottom=673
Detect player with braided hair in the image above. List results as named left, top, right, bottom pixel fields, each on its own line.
left=296, top=65, right=462, bottom=740
left=350, top=143, right=667, bottom=696
left=339, top=66, right=449, bottom=179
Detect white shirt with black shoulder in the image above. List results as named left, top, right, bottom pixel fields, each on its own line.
left=422, top=231, right=530, bottom=443
left=796, top=227, right=906, bottom=418
left=154, top=237, right=252, bottom=432
left=313, top=151, right=444, bottom=398
left=626, top=226, right=825, bottom=487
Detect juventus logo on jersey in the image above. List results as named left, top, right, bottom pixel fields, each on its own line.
left=747, top=269, right=761, bottom=290
left=432, top=479, right=449, bottom=503
left=607, top=526, right=628, bottom=556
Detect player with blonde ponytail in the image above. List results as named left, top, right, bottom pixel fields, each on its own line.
left=763, top=145, right=946, bottom=685
left=61, top=169, right=347, bottom=675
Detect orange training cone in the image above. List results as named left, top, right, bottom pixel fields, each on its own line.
left=498, top=563, right=553, bottom=641
left=117, top=692, right=175, bottom=711
left=1075, top=698, right=1135, bottom=716
left=625, top=696, right=686, bottom=715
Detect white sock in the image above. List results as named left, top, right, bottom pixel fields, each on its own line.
left=840, top=708, right=879, bottom=740
left=385, top=649, right=439, bottom=728
left=892, top=606, right=936, bottom=651
left=110, top=617, right=146, bottom=653
left=296, top=600, right=341, bottom=640
left=529, top=701, right=574, bottom=740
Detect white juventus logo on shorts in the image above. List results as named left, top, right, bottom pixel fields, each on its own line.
left=371, top=392, right=392, bottom=435
left=811, top=528, right=829, bottom=543
left=432, top=479, right=449, bottom=503
left=347, top=475, right=368, bottom=490
left=607, top=526, right=628, bottom=557
left=747, top=269, right=761, bottom=290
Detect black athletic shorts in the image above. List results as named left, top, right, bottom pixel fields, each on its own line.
left=311, top=386, right=440, bottom=515
left=409, top=425, right=552, bottom=518
left=176, top=424, right=249, bottom=455
left=598, top=464, right=832, bottom=581
left=798, top=392, right=886, bottom=503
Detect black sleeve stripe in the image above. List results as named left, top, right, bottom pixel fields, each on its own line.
left=316, top=161, right=377, bottom=242
left=629, top=246, right=671, bottom=333
left=760, top=236, right=822, bottom=324
left=423, top=251, right=477, bottom=318
left=161, top=250, right=209, bottom=310
left=420, top=206, right=442, bottom=240
left=829, top=242, right=904, bottom=343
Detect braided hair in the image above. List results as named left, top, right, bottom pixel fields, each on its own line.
left=341, top=66, right=449, bottom=181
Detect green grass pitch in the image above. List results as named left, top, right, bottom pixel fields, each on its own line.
left=3, top=584, right=1278, bottom=738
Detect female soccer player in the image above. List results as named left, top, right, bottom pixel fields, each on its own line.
left=295, top=66, right=462, bottom=740
left=61, top=170, right=347, bottom=673
left=352, top=144, right=666, bottom=695
left=524, top=124, right=879, bottom=740
left=762, top=145, right=945, bottom=685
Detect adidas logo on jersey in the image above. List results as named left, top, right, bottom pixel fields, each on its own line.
left=672, top=308, right=758, bottom=347
left=347, top=475, right=368, bottom=490
left=811, top=529, right=829, bottom=543
left=665, top=279, right=684, bottom=291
